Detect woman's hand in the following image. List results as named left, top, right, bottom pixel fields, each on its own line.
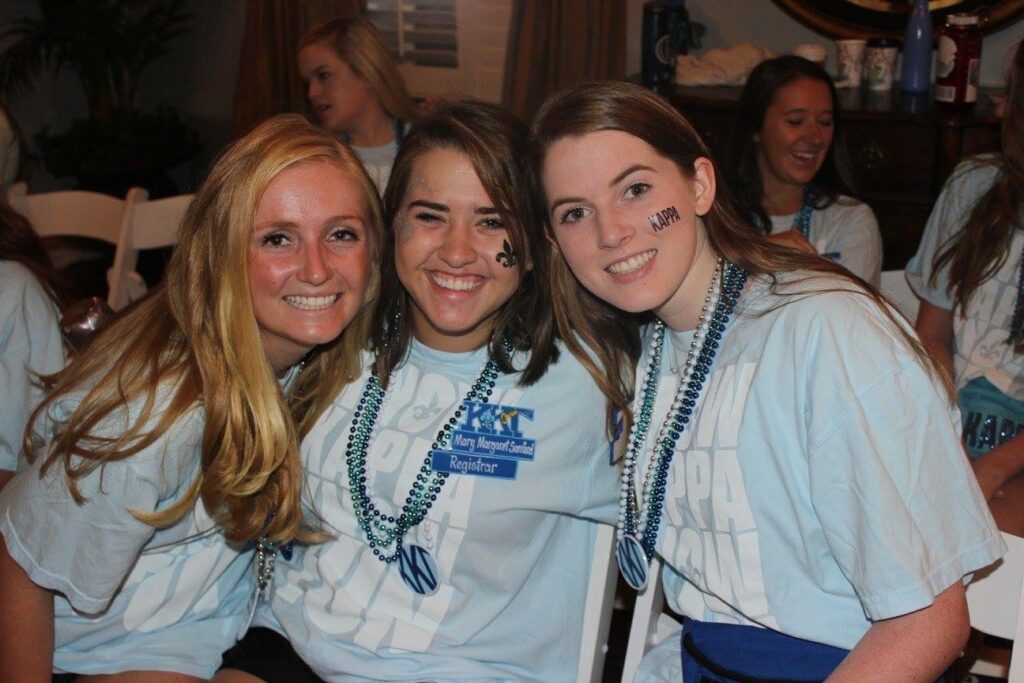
left=766, top=228, right=817, bottom=255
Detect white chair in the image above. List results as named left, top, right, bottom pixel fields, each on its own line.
left=621, top=557, right=683, bottom=682
left=966, top=531, right=1024, bottom=682
left=108, top=188, right=192, bottom=310
left=879, top=269, right=920, bottom=322
left=7, top=182, right=136, bottom=246
left=576, top=523, right=618, bottom=683
left=7, top=183, right=141, bottom=304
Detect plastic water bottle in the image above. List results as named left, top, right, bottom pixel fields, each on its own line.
left=900, top=0, right=933, bottom=93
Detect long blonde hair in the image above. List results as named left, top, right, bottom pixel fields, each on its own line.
left=300, top=17, right=419, bottom=125
left=530, top=82, right=951, bottom=427
left=26, top=114, right=383, bottom=545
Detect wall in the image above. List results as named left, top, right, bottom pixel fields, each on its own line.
left=626, top=0, right=1024, bottom=86
left=1, top=0, right=244, bottom=191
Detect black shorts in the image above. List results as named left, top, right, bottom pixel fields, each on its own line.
left=219, top=627, right=325, bottom=683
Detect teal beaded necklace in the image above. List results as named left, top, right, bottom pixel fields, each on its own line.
left=345, top=338, right=511, bottom=573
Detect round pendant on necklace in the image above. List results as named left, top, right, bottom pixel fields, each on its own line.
left=397, top=543, right=440, bottom=596
left=616, top=535, right=649, bottom=591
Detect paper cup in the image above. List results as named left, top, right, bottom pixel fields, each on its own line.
left=835, top=39, right=866, bottom=88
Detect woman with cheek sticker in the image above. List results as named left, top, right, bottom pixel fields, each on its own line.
left=531, top=81, right=1003, bottom=683
left=215, top=100, right=620, bottom=683
left=297, top=17, right=418, bottom=192
left=0, top=114, right=382, bottom=683
left=725, top=56, right=882, bottom=287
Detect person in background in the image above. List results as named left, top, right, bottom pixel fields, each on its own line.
left=297, top=17, right=419, bottom=191
left=0, top=198, right=69, bottom=490
left=533, top=80, right=1001, bottom=682
left=0, top=114, right=382, bottom=682
left=725, top=55, right=882, bottom=286
left=216, top=100, right=618, bottom=683
left=909, top=40, right=1024, bottom=537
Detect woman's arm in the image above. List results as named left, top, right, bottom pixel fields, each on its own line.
left=827, top=581, right=969, bottom=682
left=914, top=300, right=955, bottom=380
left=972, top=433, right=1024, bottom=501
left=0, top=534, right=54, bottom=683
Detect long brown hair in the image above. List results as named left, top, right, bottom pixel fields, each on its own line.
left=26, top=114, right=383, bottom=545
left=373, top=99, right=558, bottom=386
left=930, top=40, right=1024, bottom=349
left=530, top=81, right=951, bottom=423
left=0, top=197, right=71, bottom=308
left=299, top=17, right=419, bottom=126
left=724, top=56, right=854, bottom=231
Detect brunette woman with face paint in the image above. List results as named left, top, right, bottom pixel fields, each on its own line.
left=725, top=56, right=882, bottom=287
left=532, top=81, right=1002, bottom=683
left=215, top=100, right=619, bottom=683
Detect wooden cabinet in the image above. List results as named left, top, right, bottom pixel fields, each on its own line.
left=664, top=85, right=1002, bottom=270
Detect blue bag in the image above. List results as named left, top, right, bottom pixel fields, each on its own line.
left=680, top=618, right=848, bottom=683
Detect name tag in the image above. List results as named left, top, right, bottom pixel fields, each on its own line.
left=430, top=400, right=536, bottom=480
left=430, top=451, right=519, bottom=479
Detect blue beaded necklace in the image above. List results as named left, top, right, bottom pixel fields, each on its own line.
left=344, top=338, right=511, bottom=594
left=794, top=185, right=816, bottom=240
left=616, top=260, right=748, bottom=590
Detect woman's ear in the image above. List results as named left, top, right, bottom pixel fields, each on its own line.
left=692, top=157, right=716, bottom=217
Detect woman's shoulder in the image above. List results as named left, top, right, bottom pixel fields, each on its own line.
left=742, top=271, right=892, bottom=332
left=0, top=260, right=51, bottom=304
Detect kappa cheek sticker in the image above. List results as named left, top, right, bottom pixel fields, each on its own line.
left=495, top=239, right=518, bottom=268
left=648, top=206, right=681, bottom=232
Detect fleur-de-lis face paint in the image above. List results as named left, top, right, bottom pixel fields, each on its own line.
left=648, top=206, right=681, bottom=232
left=495, top=238, right=517, bottom=268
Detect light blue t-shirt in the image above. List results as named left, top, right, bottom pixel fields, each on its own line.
left=0, top=260, right=65, bottom=473
left=637, top=272, right=1003, bottom=653
left=259, top=340, right=618, bottom=682
left=907, top=157, right=1024, bottom=399
left=769, top=195, right=882, bottom=287
left=0, top=384, right=254, bottom=678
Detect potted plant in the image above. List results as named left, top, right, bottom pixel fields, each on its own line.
left=0, top=0, right=199, bottom=195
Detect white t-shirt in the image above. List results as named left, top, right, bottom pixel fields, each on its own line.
left=636, top=272, right=1001, bottom=659
left=0, top=386, right=254, bottom=678
left=259, top=340, right=619, bottom=682
left=769, top=195, right=882, bottom=287
left=906, top=157, right=1024, bottom=398
left=0, top=261, right=64, bottom=472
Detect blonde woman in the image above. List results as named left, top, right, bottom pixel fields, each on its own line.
left=298, top=17, right=419, bottom=190
left=0, top=114, right=382, bottom=682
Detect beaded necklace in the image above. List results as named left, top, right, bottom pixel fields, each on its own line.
left=345, top=338, right=511, bottom=594
left=794, top=185, right=816, bottom=240
left=616, top=260, right=748, bottom=591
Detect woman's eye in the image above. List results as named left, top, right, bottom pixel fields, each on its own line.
left=330, top=227, right=359, bottom=242
left=317, top=70, right=332, bottom=82
left=625, top=182, right=651, bottom=199
left=785, top=118, right=804, bottom=127
left=558, top=206, right=588, bottom=225
left=413, top=211, right=442, bottom=223
left=818, top=117, right=834, bottom=127
left=261, top=232, right=291, bottom=247
left=480, top=215, right=505, bottom=230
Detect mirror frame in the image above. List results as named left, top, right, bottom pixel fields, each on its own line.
left=771, top=0, right=1024, bottom=38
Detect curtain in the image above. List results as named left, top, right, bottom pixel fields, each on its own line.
left=501, top=0, right=627, bottom=123
left=233, top=0, right=362, bottom=136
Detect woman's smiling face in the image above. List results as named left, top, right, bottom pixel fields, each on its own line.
left=394, top=147, right=523, bottom=352
left=541, top=129, right=717, bottom=326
